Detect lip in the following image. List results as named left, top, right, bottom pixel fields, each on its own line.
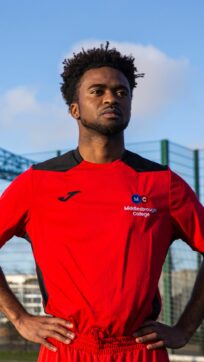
left=101, top=112, right=120, bottom=118
left=100, top=108, right=122, bottom=117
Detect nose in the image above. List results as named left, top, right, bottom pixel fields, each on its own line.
left=102, top=90, right=118, bottom=105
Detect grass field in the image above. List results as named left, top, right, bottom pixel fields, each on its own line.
left=0, top=351, right=38, bottom=361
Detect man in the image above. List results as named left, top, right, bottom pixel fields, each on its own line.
left=0, top=42, right=204, bottom=362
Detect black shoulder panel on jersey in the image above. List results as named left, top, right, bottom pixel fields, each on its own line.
left=122, top=149, right=168, bottom=172
left=32, top=148, right=83, bottom=172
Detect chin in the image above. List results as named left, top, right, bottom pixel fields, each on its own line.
left=80, top=118, right=129, bottom=136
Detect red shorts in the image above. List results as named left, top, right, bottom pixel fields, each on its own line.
left=38, top=333, right=170, bottom=361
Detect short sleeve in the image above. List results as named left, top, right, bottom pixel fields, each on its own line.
left=170, top=170, right=204, bottom=253
left=0, top=167, right=32, bottom=248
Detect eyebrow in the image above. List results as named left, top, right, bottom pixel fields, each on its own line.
left=87, top=83, right=130, bottom=92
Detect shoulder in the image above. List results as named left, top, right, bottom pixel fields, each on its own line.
left=0, top=167, right=33, bottom=201
left=122, top=149, right=168, bottom=172
left=32, top=149, right=80, bottom=172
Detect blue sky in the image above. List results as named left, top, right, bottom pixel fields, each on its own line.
left=0, top=0, right=204, bottom=154
left=0, top=1, right=202, bottom=272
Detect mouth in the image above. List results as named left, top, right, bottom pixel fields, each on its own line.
left=102, top=112, right=120, bottom=119
left=100, top=107, right=122, bottom=118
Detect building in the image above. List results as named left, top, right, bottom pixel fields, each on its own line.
left=0, top=274, right=43, bottom=323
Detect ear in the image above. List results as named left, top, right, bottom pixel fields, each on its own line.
left=70, top=103, right=80, bottom=120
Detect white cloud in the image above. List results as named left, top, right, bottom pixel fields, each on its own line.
left=64, top=40, right=190, bottom=119
left=0, top=40, right=190, bottom=154
left=0, top=87, right=78, bottom=153
left=0, top=87, right=40, bottom=124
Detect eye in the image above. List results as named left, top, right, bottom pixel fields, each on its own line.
left=116, top=88, right=129, bottom=97
left=91, top=88, right=104, bottom=96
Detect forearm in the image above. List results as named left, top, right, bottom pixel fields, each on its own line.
left=0, top=267, right=28, bottom=326
left=0, top=268, right=75, bottom=351
left=175, top=256, right=204, bottom=338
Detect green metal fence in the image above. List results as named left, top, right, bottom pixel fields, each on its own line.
left=127, top=140, right=204, bottom=356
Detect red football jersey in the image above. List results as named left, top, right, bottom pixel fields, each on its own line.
left=0, top=148, right=204, bottom=339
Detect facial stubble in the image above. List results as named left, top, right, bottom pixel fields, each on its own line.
left=78, top=115, right=130, bottom=136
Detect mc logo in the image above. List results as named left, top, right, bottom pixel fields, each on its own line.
left=132, top=194, right=148, bottom=204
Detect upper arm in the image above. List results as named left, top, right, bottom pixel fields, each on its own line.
left=170, top=170, right=204, bottom=254
left=0, top=168, right=32, bottom=248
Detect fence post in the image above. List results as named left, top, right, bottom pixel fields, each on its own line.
left=194, top=149, right=202, bottom=267
left=161, top=140, right=173, bottom=328
left=194, top=149, right=204, bottom=353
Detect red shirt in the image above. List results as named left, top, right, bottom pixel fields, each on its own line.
left=0, top=148, right=204, bottom=337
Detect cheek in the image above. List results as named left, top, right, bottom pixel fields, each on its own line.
left=123, top=102, right=131, bottom=117
left=79, top=99, right=98, bottom=118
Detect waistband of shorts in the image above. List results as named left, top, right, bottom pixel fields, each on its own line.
left=69, top=334, right=147, bottom=353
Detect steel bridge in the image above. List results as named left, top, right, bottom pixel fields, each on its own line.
left=0, top=147, right=34, bottom=181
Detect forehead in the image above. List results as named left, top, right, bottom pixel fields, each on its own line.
left=78, top=66, right=130, bottom=90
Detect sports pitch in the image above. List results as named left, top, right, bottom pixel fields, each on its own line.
left=0, top=351, right=38, bottom=361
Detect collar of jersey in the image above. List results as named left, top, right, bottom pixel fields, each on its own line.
left=73, top=147, right=128, bottom=168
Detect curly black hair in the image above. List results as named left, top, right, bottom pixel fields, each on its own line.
left=60, top=42, right=144, bottom=106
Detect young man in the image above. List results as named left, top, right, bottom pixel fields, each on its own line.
left=0, top=43, right=204, bottom=362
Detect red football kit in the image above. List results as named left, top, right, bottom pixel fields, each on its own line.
left=0, top=147, right=204, bottom=362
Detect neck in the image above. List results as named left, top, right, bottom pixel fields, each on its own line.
left=77, top=132, right=125, bottom=164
